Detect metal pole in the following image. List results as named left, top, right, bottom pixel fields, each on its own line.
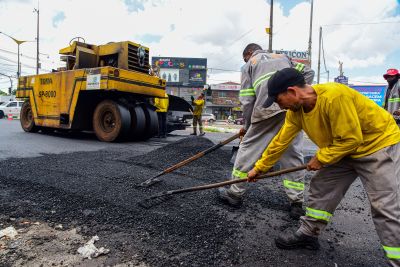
left=17, top=44, right=20, bottom=78
left=34, top=5, right=39, bottom=75
left=307, top=0, right=313, bottom=66
left=0, top=73, right=13, bottom=95
left=268, top=0, right=273, bottom=52
left=317, top=26, right=322, bottom=84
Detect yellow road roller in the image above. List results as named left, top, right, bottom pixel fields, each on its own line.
left=16, top=38, right=174, bottom=142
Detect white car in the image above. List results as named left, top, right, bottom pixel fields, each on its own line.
left=0, top=101, right=24, bottom=119
left=201, top=113, right=216, bottom=123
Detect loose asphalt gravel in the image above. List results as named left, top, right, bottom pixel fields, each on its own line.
left=0, top=135, right=387, bottom=266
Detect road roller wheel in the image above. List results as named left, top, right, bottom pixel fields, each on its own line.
left=141, top=104, right=158, bottom=140
left=93, top=100, right=131, bottom=142
left=20, top=101, right=39, bottom=133
left=127, top=105, right=146, bottom=140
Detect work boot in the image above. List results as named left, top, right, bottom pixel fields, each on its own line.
left=190, top=133, right=197, bottom=136
left=199, top=132, right=205, bottom=136
left=218, top=187, right=242, bottom=208
left=275, top=231, right=320, bottom=250
left=289, top=202, right=305, bottom=220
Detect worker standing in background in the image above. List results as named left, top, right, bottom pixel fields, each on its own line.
left=383, top=69, right=400, bottom=125
left=190, top=93, right=205, bottom=136
left=247, top=68, right=400, bottom=267
left=154, top=92, right=169, bottom=138
left=218, top=43, right=314, bottom=220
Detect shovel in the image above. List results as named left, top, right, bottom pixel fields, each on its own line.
left=138, top=132, right=241, bottom=187
left=230, top=136, right=243, bottom=164
left=138, top=165, right=307, bottom=208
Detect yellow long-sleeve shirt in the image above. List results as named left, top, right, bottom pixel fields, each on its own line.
left=255, top=83, right=400, bottom=172
left=154, top=93, right=169, bottom=113
left=192, top=99, right=205, bottom=116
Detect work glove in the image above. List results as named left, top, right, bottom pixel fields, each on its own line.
left=190, top=96, right=195, bottom=102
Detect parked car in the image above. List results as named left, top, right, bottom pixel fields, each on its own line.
left=0, top=100, right=24, bottom=119
left=234, top=117, right=245, bottom=125
left=202, top=113, right=216, bottom=123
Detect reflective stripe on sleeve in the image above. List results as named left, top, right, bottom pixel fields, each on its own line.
left=382, top=245, right=400, bottom=259
left=295, top=63, right=305, bottom=72
left=239, top=88, right=256, bottom=97
left=306, top=207, right=332, bottom=222
left=253, top=71, right=276, bottom=89
left=232, top=168, right=248, bottom=179
left=388, top=97, right=400, bottom=103
left=283, top=179, right=304, bottom=191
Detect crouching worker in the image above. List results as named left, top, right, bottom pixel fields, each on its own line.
left=247, top=68, right=400, bottom=267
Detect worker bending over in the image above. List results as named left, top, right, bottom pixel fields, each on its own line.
left=247, top=68, right=400, bottom=267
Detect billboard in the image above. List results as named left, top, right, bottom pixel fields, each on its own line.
left=273, top=50, right=310, bottom=66
left=160, top=69, right=180, bottom=83
left=152, top=57, right=207, bottom=87
left=350, top=85, right=386, bottom=107
left=334, top=76, right=349, bottom=85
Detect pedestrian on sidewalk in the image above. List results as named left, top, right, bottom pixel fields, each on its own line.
left=247, top=68, right=400, bottom=267
left=383, top=68, right=400, bottom=125
left=218, top=43, right=314, bottom=220
left=191, top=93, right=205, bottom=136
left=154, top=92, right=169, bottom=138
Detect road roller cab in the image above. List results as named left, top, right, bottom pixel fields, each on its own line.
left=16, top=38, right=182, bottom=142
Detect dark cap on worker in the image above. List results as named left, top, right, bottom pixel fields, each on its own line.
left=263, top=68, right=305, bottom=108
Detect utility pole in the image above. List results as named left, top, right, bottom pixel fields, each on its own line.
left=268, top=0, right=273, bottom=52
left=34, top=2, right=39, bottom=75
left=0, top=73, right=13, bottom=95
left=307, top=0, right=314, bottom=66
left=317, top=26, right=322, bottom=84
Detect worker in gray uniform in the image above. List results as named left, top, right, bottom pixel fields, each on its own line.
left=218, top=43, right=314, bottom=219
left=383, top=68, right=400, bottom=125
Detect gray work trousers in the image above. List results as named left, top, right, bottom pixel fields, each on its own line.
left=230, top=112, right=305, bottom=203
left=298, top=142, right=400, bottom=267
left=193, top=115, right=203, bottom=134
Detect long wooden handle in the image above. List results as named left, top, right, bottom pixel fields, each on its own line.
left=157, top=165, right=307, bottom=197
left=160, top=132, right=241, bottom=175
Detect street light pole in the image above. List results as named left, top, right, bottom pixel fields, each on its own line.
left=0, top=32, right=28, bottom=79
left=317, top=26, right=322, bottom=84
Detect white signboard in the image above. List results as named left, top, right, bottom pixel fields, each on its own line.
left=211, top=84, right=241, bottom=91
left=160, top=69, right=180, bottom=83
left=86, top=74, right=101, bottom=90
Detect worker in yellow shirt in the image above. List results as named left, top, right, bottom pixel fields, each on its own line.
left=190, top=93, right=205, bottom=136
left=247, top=68, right=400, bottom=267
left=154, top=92, right=169, bottom=138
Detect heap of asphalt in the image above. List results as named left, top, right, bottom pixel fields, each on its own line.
left=0, top=136, right=385, bottom=266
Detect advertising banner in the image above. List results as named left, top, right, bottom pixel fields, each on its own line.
left=350, top=85, right=386, bottom=107
left=160, top=69, right=180, bottom=83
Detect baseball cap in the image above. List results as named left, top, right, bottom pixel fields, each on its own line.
left=383, top=69, right=400, bottom=79
left=263, top=68, right=305, bottom=108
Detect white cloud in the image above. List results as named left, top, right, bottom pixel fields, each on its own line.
left=0, top=0, right=399, bottom=92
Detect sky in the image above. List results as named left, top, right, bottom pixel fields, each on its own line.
left=1, top=0, right=400, bottom=92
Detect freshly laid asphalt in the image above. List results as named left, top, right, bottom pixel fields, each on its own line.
left=0, top=120, right=386, bottom=266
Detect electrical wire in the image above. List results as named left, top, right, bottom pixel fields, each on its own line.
left=323, top=20, right=400, bottom=27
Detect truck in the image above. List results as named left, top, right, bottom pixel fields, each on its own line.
left=16, top=38, right=192, bottom=141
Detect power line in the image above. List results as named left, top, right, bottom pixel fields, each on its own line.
left=323, top=20, right=400, bottom=27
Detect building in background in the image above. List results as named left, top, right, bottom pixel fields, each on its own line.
left=274, top=50, right=310, bottom=66
left=205, top=82, right=242, bottom=120
left=151, top=57, right=207, bottom=102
